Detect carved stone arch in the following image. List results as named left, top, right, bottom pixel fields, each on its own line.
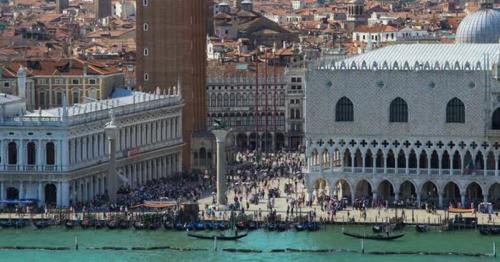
left=403, top=61, right=410, bottom=70
left=424, top=61, right=430, bottom=70
left=475, top=61, right=482, bottom=70
left=393, top=61, right=399, bottom=70
left=444, top=61, right=451, bottom=70
left=350, top=61, right=357, bottom=69
left=382, top=61, right=389, bottom=70
left=454, top=61, right=461, bottom=70
left=361, top=60, right=367, bottom=69
left=434, top=61, right=440, bottom=70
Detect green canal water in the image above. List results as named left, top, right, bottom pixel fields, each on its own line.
left=0, top=226, right=497, bottom=262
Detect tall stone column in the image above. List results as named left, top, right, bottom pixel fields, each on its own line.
left=105, top=110, right=119, bottom=202
left=61, top=181, right=69, bottom=207
left=211, top=129, right=229, bottom=206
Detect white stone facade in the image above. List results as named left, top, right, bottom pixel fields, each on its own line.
left=304, top=44, right=500, bottom=208
left=0, top=90, right=184, bottom=208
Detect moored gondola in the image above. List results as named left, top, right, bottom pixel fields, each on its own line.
left=416, top=224, right=428, bottom=233
left=247, top=221, right=258, bottom=230
left=33, top=220, right=54, bottom=229
left=276, top=221, right=288, bottom=232
left=94, top=220, right=106, bottom=229
left=133, top=221, right=146, bottom=230
left=0, top=219, right=13, bottom=228
left=194, top=221, right=206, bottom=231
left=65, top=220, right=75, bottom=229
left=343, top=231, right=405, bottom=241
left=119, top=220, right=130, bottom=229
left=306, top=221, right=319, bottom=232
left=174, top=222, right=185, bottom=231
left=80, top=219, right=94, bottom=229
left=266, top=223, right=277, bottom=231
left=148, top=222, right=162, bottom=230
left=479, top=227, right=500, bottom=235
left=294, top=223, right=305, bottom=231
left=163, top=220, right=174, bottom=230
left=107, top=220, right=118, bottom=229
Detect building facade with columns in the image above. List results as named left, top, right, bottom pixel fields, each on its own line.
left=304, top=43, right=500, bottom=209
left=0, top=88, right=183, bottom=208
left=206, top=64, right=305, bottom=155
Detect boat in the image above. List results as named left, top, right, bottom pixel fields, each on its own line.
left=247, top=221, right=258, bottom=230
left=266, top=223, right=277, bottom=231
left=479, top=227, right=500, bottom=235
left=194, top=221, right=206, bottom=231
left=294, top=223, right=305, bottom=231
left=174, top=222, right=185, bottom=231
left=148, top=222, right=161, bottom=230
left=277, top=222, right=288, bottom=232
left=94, top=220, right=106, bottom=229
left=0, top=220, right=13, bottom=228
left=118, top=220, right=130, bottom=229
left=65, top=220, right=75, bottom=229
left=447, top=216, right=477, bottom=230
left=236, top=221, right=247, bottom=230
left=14, top=219, right=27, bottom=228
left=416, top=224, right=428, bottom=233
left=216, top=221, right=229, bottom=230
left=33, top=220, right=54, bottom=229
left=206, top=221, right=217, bottom=230
left=80, top=219, right=95, bottom=229
left=133, top=221, right=146, bottom=230
left=163, top=220, right=174, bottom=230
left=107, top=220, right=118, bottom=229
left=306, top=222, right=319, bottom=232
left=187, top=231, right=248, bottom=240
left=343, top=231, right=405, bottom=241
left=372, top=224, right=386, bottom=233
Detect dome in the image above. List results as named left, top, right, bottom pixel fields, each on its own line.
left=455, top=7, right=500, bottom=44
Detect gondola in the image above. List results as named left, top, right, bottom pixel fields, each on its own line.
left=185, top=222, right=195, bottom=231
left=187, top=231, right=248, bottom=240
left=133, top=221, right=146, bottom=230
left=0, top=220, right=13, bottom=228
left=94, top=220, right=106, bottom=229
left=174, top=222, right=185, bottom=231
left=277, top=222, right=288, bottom=232
left=194, top=221, right=206, bottom=231
left=416, top=224, right=428, bottom=233
left=118, top=220, right=130, bottom=229
left=33, top=220, right=54, bottom=229
left=163, top=220, right=174, bottom=230
left=236, top=221, right=247, bottom=230
left=306, top=222, right=319, bottom=232
left=372, top=224, right=386, bottom=233
left=343, top=231, right=405, bottom=241
left=479, top=227, right=500, bottom=235
left=247, top=221, right=258, bottom=230
left=266, top=223, right=277, bottom=231
left=107, top=220, right=118, bottom=229
left=65, top=220, right=75, bottom=229
left=148, top=222, right=161, bottom=230
left=80, top=219, right=94, bottom=229
left=217, top=221, right=229, bottom=230
left=11, top=219, right=27, bottom=228
left=294, top=223, right=305, bottom=231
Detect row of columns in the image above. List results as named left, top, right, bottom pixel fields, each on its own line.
left=0, top=140, right=63, bottom=168
left=312, top=149, right=500, bottom=176
left=0, top=181, right=69, bottom=207
left=118, top=116, right=181, bottom=152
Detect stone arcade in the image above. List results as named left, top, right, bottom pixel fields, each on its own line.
left=304, top=43, right=500, bottom=209
left=0, top=88, right=184, bottom=208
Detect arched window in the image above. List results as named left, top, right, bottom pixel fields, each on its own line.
left=230, top=93, right=235, bottom=106
left=335, top=97, right=354, bottom=122
left=210, top=94, right=216, bottom=107
left=492, top=108, right=500, bottom=129
left=446, top=98, right=465, bottom=123
left=8, top=142, right=17, bottom=165
left=223, top=94, right=229, bottom=107
left=389, top=97, right=408, bottom=122
left=217, top=94, right=222, bottom=107
left=46, top=142, right=55, bottom=165
left=27, top=142, right=36, bottom=165
left=236, top=94, right=241, bottom=106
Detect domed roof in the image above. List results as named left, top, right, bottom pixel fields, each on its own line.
left=455, top=6, right=500, bottom=44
